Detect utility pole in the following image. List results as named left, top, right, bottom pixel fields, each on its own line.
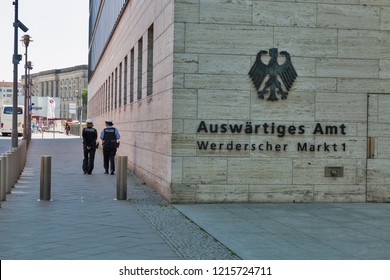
left=12, top=0, right=28, bottom=148
left=22, top=34, right=31, bottom=141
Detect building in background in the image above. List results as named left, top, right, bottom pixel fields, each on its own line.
left=28, top=65, right=88, bottom=120
left=88, top=0, right=390, bottom=203
left=0, top=81, right=22, bottom=105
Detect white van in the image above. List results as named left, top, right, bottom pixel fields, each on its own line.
left=0, top=105, right=24, bottom=136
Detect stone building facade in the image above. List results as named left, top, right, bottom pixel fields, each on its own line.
left=29, top=65, right=88, bottom=119
left=88, top=0, right=390, bottom=203
left=0, top=82, right=22, bottom=104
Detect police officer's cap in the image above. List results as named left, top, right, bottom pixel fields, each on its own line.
left=86, top=119, right=93, bottom=124
left=105, top=119, right=113, bottom=125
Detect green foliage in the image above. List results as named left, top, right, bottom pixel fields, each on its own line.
left=81, top=88, right=88, bottom=106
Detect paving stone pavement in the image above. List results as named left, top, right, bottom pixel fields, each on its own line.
left=2, top=133, right=390, bottom=260
left=176, top=203, right=390, bottom=260
left=0, top=135, right=238, bottom=260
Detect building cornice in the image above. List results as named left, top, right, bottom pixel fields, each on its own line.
left=30, top=65, right=88, bottom=78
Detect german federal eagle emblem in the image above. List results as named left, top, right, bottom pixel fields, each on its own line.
left=248, top=48, right=297, bottom=101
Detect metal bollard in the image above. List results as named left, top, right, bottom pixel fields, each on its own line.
left=40, top=155, right=52, bottom=201
left=12, top=147, right=21, bottom=180
left=0, top=156, right=6, bottom=201
left=10, top=149, right=18, bottom=188
left=19, top=140, right=27, bottom=171
left=4, top=152, right=12, bottom=194
left=10, top=148, right=17, bottom=186
left=116, top=156, right=128, bottom=200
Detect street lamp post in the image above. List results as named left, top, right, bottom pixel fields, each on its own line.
left=22, top=34, right=32, bottom=141
left=12, top=0, right=29, bottom=148
left=27, top=61, right=33, bottom=141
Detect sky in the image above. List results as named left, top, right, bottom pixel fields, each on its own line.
left=0, top=0, right=89, bottom=82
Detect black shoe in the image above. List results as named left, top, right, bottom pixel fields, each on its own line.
left=104, top=170, right=108, bottom=174
left=111, top=171, right=115, bottom=175
left=88, top=172, right=92, bottom=175
left=84, top=171, right=87, bottom=174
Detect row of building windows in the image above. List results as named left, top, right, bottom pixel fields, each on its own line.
left=60, top=79, right=80, bottom=86
left=30, top=78, right=86, bottom=98
left=89, top=0, right=127, bottom=78
left=90, top=24, right=154, bottom=117
left=0, top=89, right=13, bottom=92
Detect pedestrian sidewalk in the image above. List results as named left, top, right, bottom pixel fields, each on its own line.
left=177, top=203, right=390, bottom=259
left=30, top=131, right=80, bottom=139
left=0, top=137, right=236, bottom=260
left=1, top=136, right=390, bottom=260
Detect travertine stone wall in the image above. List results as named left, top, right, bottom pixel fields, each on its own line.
left=88, top=0, right=175, bottom=200
left=171, top=0, right=390, bottom=203
left=89, top=0, right=390, bottom=203
left=367, top=94, right=390, bottom=202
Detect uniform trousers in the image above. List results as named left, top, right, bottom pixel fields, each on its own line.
left=103, top=145, right=117, bottom=173
left=83, top=146, right=96, bottom=174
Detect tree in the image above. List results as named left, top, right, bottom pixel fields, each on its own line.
left=82, top=88, right=88, bottom=107
left=81, top=88, right=88, bottom=120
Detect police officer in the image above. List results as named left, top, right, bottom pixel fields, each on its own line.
left=82, top=119, right=98, bottom=174
left=100, top=119, right=120, bottom=175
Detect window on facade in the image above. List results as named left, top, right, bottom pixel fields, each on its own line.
left=108, top=76, right=111, bottom=111
left=115, top=68, right=118, bottom=109
left=137, top=37, right=143, bottom=100
left=105, top=80, right=108, bottom=112
left=130, top=48, right=134, bottom=103
left=111, top=73, right=114, bottom=110
left=147, top=24, right=154, bottom=96
left=124, top=56, right=128, bottom=105
left=101, top=85, right=104, bottom=115
left=119, top=62, right=122, bottom=107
